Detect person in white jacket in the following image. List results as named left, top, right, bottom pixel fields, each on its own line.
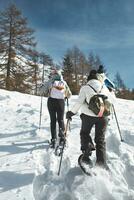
left=66, top=66, right=115, bottom=169
left=40, top=69, right=72, bottom=148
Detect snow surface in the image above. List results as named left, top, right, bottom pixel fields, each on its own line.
left=0, top=89, right=134, bottom=200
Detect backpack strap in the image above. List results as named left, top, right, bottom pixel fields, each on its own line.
left=87, top=84, right=98, bottom=93
left=87, top=84, right=104, bottom=94
left=85, top=84, right=97, bottom=105
left=85, top=84, right=103, bottom=105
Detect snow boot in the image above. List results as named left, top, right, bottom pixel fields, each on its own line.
left=49, top=139, right=56, bottom=148
left=58, top=128, right=65, bottom=138
left=81, top=143, right=95, bottom=156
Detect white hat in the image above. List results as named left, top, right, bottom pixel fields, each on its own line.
left=96, top=73, right=106, bottom=83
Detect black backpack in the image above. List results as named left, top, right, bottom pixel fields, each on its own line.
left=86, top=85, right=112, bottom=117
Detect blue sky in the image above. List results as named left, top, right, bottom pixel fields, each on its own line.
left=0, top=0, right=134, bottom=88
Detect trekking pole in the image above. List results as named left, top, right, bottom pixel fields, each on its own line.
left=39, top=56, right=45, bottom=130
left=66, top=98, right=71, bottom=132
left=112, top=104, right=124, bottom=142
left=58, top=119, right=70, bottom=176
left=39, top=95, right=43, bottom=130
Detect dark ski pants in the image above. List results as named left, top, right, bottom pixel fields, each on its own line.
left=80, top=114, right=108, bottom=165
left=47, top=97, right=65, bottom=140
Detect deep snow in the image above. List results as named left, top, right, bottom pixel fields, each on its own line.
left=0, top=89, right=134, bottom=200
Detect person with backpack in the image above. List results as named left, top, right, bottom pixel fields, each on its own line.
left=66, top=66, right=115, bottom=169
left=40, top=69, right=72, bottom=148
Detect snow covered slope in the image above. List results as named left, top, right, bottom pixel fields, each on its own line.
left=0, top=89, right=134, bottom=200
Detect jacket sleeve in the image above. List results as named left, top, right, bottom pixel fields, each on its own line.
left=64, top=82, right=72, bottom=98
left=71, top=87, right=86, bottom=114
left=39, top=80, right=52, bottom=96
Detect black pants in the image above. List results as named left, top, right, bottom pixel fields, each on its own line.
left=47, top=97, right=65, bottom=140
left=80, top=114, right=108, bottom=165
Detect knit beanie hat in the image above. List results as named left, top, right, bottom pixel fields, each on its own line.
left=87, top=69, right=97, bottom=81
left=53, top=74, right=61, bottom=81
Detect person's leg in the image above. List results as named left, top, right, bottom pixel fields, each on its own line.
left=80, top=114, right=95, bottom=152
left=95, top=117, right=108, bottom=166
left=47, top=98, right=57, bottom=140
left=56, top=99, right=65, bottom=137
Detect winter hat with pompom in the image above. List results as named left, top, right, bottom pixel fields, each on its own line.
left=96, top=65, right=106, bottom=83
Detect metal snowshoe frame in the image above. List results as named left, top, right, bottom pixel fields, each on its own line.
left=78, top=154, right=93, bottom=176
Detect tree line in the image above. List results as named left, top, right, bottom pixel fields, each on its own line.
left=0, top=4, right=133, bottom=100
left=0, top=4, right=53, bottom=94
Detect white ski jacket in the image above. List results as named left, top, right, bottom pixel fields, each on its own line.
left=40, top=75, right=72, bottom=99
left=71, top=79, right=115, bottom=117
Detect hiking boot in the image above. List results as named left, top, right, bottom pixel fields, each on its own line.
left=49, top=139, right=56, bottom=148
left=81, top=143, right=96, bottom=157
left=59, top=137, right=66, bottom=148
left=82, top=148, right=92, bottom=165
left=82, top=149, right=92, bottom=157
left=58, top=128, right=66, bottom=146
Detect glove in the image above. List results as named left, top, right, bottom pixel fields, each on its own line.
left=64, top=97, right=68, bottom=101
left=39, top=83, right=45, bottom=95
left=66, top=111, right=75, bottom=120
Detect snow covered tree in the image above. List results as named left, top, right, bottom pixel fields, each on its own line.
left=0, top=4, right=36, bottom=91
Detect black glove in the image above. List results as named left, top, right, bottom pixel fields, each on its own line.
left=64, top=97, right=68, bottom=101
left=66, top=111, right=75, bottom=120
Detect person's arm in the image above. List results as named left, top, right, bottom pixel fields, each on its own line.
left=70, top=87, right=86, bottom=114
left=39, top=79, right=52, bottom=96
left=101, top=85, right=116, bottom=104
left=64, top=82, right=72, bottom=98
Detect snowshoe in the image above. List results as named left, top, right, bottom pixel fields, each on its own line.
left=55, top=137, right=66, bottom=156
left=78, top=154, right=94, bottom=176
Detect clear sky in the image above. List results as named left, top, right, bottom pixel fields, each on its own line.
left=0, top=0, right=134, bottom=89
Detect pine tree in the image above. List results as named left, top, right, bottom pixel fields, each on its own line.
left=0, top=4, right=36, bottom=91
left=114, top=72, right=128, bottom=99
left=27, top=50, right=40, bottom=95
left=63, top=54, right=73, bottom=86
left=79, top=53, right=88, bottom=85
